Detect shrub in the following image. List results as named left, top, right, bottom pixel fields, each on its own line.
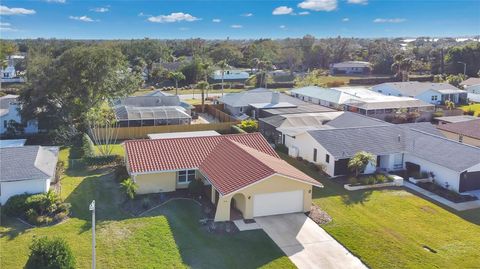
left=3, top=194, right=30, bottom=217
left=83, top=154, right=121, bottom=166
left=26, top=208, right=39, bottom=224
left=231, top=125, right=246, bottom=134
left=188, top=179, right=204, bottom=196
left=25, top=194, right=49, bottom=215
left=375, top=174, right=387, bottom=183
left=120, top=178, right=138, bottom=200
left=237, top=120, right=258, bottom=133
left=81, top=134, right=95, bottom=157
left=27, top=237, right=76, bottom=269
left=348, top=177, right=358, bottom=185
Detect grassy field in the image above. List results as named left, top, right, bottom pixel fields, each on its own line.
left=460, top=104, right=480, bottom=116
left=0, top=147, right=293, bottom=269
left=279, top=152, right=480, bottom=269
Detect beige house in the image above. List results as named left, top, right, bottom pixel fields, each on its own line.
left=124, top=133, right=322, bottom=222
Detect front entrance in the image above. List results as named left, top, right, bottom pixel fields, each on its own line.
left=253, top=190, right=303, bottom=217
left=459, top=171, right=480, bottom=192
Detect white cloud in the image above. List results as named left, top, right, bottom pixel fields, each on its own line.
left=91, top=7, right=109, bottom=13
left=231, top=24, right=243, bottom=28
left=279, top=25, right=286, bottom=29
left=298, top=11, right=310, bottom=15
left=298, top=0, right=337, bottom=11
left=69, top=15, right=96, bottom=22
left=0, top=27, right=18, bottom=32
left=212, top=18, right=221, bottom=23
left=46, top=0, right=66, bottom=3
left=272, top=6, right=293, bottom=15
left=242, top=13, right=253, bottom=17
left=148, top=12, right=200, bottom=23
left=342, top=17, right=350, bottom=22
left=373, top=18, right=406, bottom=23
left=347, top=0, right=368, bottom=4
left=0, top=5, right=36, bottom=15
left=0, top=22, right=11, bottom=26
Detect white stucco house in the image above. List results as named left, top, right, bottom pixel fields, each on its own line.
left=329, top=61, right=372, bottom=75
left=0, top=145, right=59, bottom=204
left=372, top=82, right=468, bottom=105
left=209, top=69, right=250, bottom=83
left=0, top=94, right=38, bottom=135
left=288, top=122, right=480, bottom=193
left=1, top=56, right=25, bottom=83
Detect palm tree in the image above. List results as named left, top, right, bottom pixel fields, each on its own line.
left=120, top=178, right=138, bottom=200
left=256, top=60, right=273, bottom=88
left=200, top=61, right=212, bottom=98
left=197, top=81, right=209, bottom=113
left=168, top=71, right=186, bottom=95
left=217, top=60, right=229, bottom=97
left=348, top=151, right=376, bottom=178
left=391, top=54, right=413, bottom=82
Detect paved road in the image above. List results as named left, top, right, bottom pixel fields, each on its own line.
left=255, top=213, right=367, bottom=269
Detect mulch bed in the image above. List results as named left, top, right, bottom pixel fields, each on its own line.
left=416, top=182, right=478, bottom=203
left=307, top=205, right=332, bottom=225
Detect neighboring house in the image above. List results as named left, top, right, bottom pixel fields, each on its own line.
left=329, top=61, right=372, bottom=75
left=460, top=77, right=480, bottom=94
left=218, top=88, right=310, bottom=119
left=1, top=56, right=25, bottom=83
left=124, top=133, right=322, bottom=222
left=437, top=119, right=480, bottom=147
left=0, top=145, right=59, bottom=204
left=209, top=70, right=250, bottom=84
left=0, top=94, right=38, bottom=135
left=112, top=94, right=193, bottom=127
left=291, top=86, right=434, bottom=121
left=288, top=122, right=480, bottom=193
left=0, top=139, right=26, bottom=148
left=372, top=82, right=468, bottom=105
left=434, top=115, right=478, bottom=124
left=259, top=111, right=386, bottom=147
left=258, top=104, right=335, bottom=118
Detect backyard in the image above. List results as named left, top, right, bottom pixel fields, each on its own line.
left=279, top=152, right=480, bottom=269
left=0, top=146, right=293, bottom=269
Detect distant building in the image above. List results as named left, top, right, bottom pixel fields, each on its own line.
left=460, top=77, right=480, bottom=94
left=209, top=70, right=250, bottom=83
left=372, top=82, right=468, bottom=105
left=0, top=95, right=38, bottom=135
left=1, top=56, right=25, bottom=83
left=290, top=86, right=434, bottom=121
left=329, top=61, right=371, bottom=75
left=437, top=119, right=480, bottom=147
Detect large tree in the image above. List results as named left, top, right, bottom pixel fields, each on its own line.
left=20, top=45, right=141, bottom=132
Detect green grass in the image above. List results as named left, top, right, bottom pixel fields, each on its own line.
left=279, top=152, right=480, bottom=269
left=460, top=104, right=480, bottom=116
left=0, top=147, right=293, bottom=269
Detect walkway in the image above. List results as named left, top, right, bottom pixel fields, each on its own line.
left=404, top=182, right=480, bottom=211
left=255, top=213, right=367, bottom=269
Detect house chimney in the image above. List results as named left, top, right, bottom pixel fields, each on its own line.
left=271, top=91, right=280, bottom=104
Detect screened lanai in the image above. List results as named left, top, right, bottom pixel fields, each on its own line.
left=115, top=105, right=192, bottom=127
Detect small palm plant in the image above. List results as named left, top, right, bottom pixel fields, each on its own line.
left=348, top=151, right=376, bottom=178
left=120, top=178, right=138, bottom=200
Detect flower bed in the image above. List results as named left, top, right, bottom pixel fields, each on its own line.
left=416, top=182, right=478, bottom=203
left=344, top=174, right=403, bottom=191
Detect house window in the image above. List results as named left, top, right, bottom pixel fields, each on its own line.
left=178, top=170, right=195, bottom=184
left=3, top=120, right=7, bottom=128
left=325, top=154, right=330, bottom=163
left=431, top=95, right=438, bottom=101
left=313, top=148, right=317, bottom=162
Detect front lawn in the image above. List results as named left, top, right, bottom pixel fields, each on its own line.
left=0, top=147, right=293, bottom=269
left=279, top=152, right=480, bottom=269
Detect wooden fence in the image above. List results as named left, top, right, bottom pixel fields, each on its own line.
left=92, top=104, right=240, bottom=140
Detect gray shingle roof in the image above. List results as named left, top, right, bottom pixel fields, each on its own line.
left=260, top=104, right=334, bottom=116
left=375, top=82, right=464, bottom=97
left=219, top=88, right=307, bottom=107
left=325, top=112, right=389, bottom=128
left=0, top=146, right=59, bottom=182
left=307, top=123, right=480, bottom=172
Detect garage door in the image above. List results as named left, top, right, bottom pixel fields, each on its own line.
left=253, top=190, right=303, bottom=217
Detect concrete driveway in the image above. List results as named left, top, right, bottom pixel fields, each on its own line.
left=255, top=213, right=367, bottom=269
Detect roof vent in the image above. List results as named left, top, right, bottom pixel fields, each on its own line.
left=271, top=91, right=280, bottom=104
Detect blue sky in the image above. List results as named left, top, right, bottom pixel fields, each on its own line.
left=1, top=0, right=479, bottom=39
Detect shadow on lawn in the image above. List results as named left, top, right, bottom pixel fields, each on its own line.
left=143, top=199, right=289, bottom=269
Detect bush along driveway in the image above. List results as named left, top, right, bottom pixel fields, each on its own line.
left=278, top=152, right=480, bottom=269
left=0, top=147, right=294, bottom=269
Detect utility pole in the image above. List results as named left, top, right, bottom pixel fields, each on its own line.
left=89, top=200, right=96, bottom=269
left=458, top=61, right=467, bottom=76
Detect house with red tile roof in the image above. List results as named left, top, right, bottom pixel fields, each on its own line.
left=124, top=132, right=322, bottom=222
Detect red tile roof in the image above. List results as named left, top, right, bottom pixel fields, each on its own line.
left=200, top=139, right=321, bottom=195
left=124, top=133, right=278, bottom=173
left=124, top=133, right=321, bottom=195
left=438, top=119, right=480, bottom=140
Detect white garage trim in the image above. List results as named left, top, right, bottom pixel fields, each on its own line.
left=253, top=190, right=303, bottom=217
